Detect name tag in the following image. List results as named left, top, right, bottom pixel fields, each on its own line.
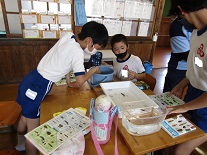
left=25, top=89, right=37, bottom=100
left=195, top=57, right=203, bottom=67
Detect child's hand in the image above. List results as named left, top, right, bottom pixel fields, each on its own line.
left=68, top=81, right=80, bottom=88
left=167, top=104, right=187, bottom=115
left=170, top=85, right=184, bottom=99
left=128, top=70, right=136, bottom=80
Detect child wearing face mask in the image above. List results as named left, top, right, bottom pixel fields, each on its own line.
left=15, top=21, right=108, bottom=155
left=111, top=34, right=146, bottom=81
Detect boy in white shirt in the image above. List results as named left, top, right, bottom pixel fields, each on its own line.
left=16, top=21, right=108, bottom=155
left=110, top=34, right=146, bottom=81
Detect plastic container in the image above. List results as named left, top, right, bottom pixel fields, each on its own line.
left=143, top=61, right=153, bottom=74
left=122, top=102, right=167, bottom=136
left=91, top=66, right=114, bottom=86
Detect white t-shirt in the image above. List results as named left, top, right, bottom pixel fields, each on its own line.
left=113, top=54, right=145, bottom=81
left=186, top=28, right=207, bottom=91
left=37, top=32, right=85, bottom=82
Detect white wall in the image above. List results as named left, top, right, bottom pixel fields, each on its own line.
left=0, top=3, right=6, bottom=32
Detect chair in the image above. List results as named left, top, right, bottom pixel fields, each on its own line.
left=142, top=74, right=157, bottom=91
left=0, top=101, right=21, bottom=133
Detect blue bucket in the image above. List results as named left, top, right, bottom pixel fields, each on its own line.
left=91, top=66, right=114, bottom=86
left=143, top=61, right=153, bottom=74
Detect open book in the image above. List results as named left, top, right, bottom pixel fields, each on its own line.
left=25, top=108, right=90, bottom=155
left=162, top=114, right=196, bottom=138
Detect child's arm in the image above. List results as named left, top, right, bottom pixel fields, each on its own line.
left=75, top=66, right=100, bottom=86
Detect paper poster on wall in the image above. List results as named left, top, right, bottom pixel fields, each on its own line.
left=39, top=0, right=54, bottom=2
left=58, top=0, right=71, bottom=3
left=142, top=3, right=153, bottom=20
left=21, top=14, right=38, bottom=23
left=134, top=2, right=144, bottom=19
left=113, top=1, right=125, bottom=18
left=23, top=29, right=40, bottom=38
left=59, top=30, right=73, bottom=38
left=124, top=0, right=135, bottom=19
left=121, top=20, right=132, bottom=36
left=59, top=3, right=71, bottom=15
left=91, top=0, right=103, bottom=16
left=103, top=19, right=122, bottom=36
left=40, top=15, right=55, bottom=24
left=58, top=15, right=71, bottom=24
left=75, top=0, right=87, bottom=26
left=87, top=18, right=103, bottom=24
left=42, top=30, right=57, bottom=38
left=103, top=0, right=115, bottom=17
left=137, top=22, right=150, bottom=36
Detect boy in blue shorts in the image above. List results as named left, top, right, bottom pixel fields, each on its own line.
left=16, top=21, right=108, bottom=155
left=167, top=0, right=207, bottom=154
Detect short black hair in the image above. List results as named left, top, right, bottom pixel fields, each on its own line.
left=78, top=21, right=109, bottom=48
left=169, top=0, right=207, bottom=15
left=110, top=34, right=128, bottom=48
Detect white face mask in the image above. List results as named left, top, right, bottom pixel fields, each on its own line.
left=84, top=45, right=97, bottom=55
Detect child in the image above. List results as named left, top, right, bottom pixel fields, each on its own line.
left=163, top=7, right=193, bottom=93
left=110, top=34, right=146, bottom=81
left=167, top=0, right=207, bottom=154
left=16, top=21, right=108, bottom=155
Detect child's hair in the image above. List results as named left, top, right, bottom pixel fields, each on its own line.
left=110, top=34, right=128, bottom=48
left=78, top=21, right=109, bottom=48
left=169, top=0, right=207, bottom=15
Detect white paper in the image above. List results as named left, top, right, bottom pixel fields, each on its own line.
left=43, top=31, right=57, bottom=38
left=58, top=0, right=71, bottom=3
left=58, top=15, right=71, bottom=24
left=22, top=15, right=37, bottom=23
left=103, top=0, right=115, bottom=17
left=103, top=19, right=122, bottom=36
left=91, top=0, right=103, bottom=16
left=24, top=29, right=39, bottom=38
left=59, top=3, right=71, bottom=15
left=134, top=2, right=144, bottom=19
left=113, top=1, right=125, bottom=18
left=124, top=0, right=135, bottom=19
left=41, top=15, right=55, bottom=24
left=142, top=3, right=153, bottom=20
left=121, top=20, right=132, bottom=36
left=59, top=31, right=72, bottom=38
left=137, top=22, right=150, bottom=36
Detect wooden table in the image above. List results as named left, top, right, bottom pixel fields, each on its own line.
left=40, top=86, right=205, bottom=155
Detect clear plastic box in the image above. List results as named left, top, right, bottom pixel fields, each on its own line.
left=122, top=101, right=168, bottom=136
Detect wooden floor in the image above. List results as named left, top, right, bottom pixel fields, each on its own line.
left=0, top=47, right=205, bottom=155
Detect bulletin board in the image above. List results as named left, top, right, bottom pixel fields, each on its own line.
left=20, top=0, right=73, bottom=39
left=83, top=0, right=156, bottom=37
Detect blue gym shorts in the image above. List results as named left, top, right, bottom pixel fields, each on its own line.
left=184, top=84, right=207, bottom=133
left=16, top=69, right=53, bottom=119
